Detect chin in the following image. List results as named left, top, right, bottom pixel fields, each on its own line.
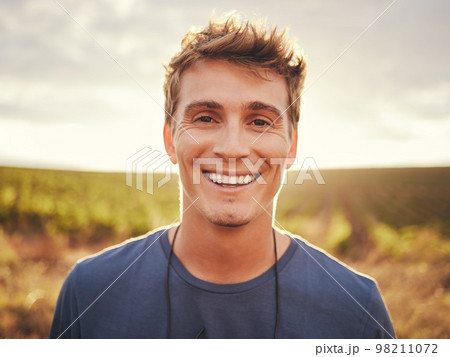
left=205, top=212, right=252, bottom=228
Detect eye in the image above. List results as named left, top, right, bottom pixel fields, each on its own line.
left=194, top=115, right=213, bottom=123
left=252, top=118, right=271, bottom=127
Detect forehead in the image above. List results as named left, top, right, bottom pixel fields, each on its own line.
left=177, top=59, right=289, bottom=113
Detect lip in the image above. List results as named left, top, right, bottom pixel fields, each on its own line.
left=201, top=169, right=260, bottom=177
left=201, top=171, right=260, bottom=191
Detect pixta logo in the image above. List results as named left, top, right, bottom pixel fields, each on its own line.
left=126, top=147, right=172, bottom=194
left=192, top=157, right=325, bottom=185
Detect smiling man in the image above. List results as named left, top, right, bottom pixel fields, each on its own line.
left=50, top=14, right=395, bottom=339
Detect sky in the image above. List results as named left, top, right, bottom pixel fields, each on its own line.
left=0, top=0, right=449, bottom=172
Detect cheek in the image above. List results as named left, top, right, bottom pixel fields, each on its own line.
left=175, top=138, right=208, bottom=171
left=254, top=138, right=293, bottom=178
left=256, top=136, right=291, bottom=158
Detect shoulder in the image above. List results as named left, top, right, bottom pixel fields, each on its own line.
left=287, top=233, right=377, bottom=293
left=284, top=233, right=395, bottom=338
left=69, top=227, right=169, bottom=288
left=283, top=234, right=379, bottom=314
left=51, top=227, right=170, bottom=338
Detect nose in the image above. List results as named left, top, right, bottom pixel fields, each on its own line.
left=212, top=120, right=251, bottom=159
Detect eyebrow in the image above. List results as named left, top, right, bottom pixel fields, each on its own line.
left=184, top=100, right=223, bottom=116
left=183, top=100, right=283, bottom=119
left=244, top=101, right=283, bottom=119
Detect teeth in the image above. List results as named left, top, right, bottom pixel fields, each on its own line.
left=204, top=172, right=258, bottom=185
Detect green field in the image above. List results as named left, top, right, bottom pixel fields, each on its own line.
left=0, top=166, right=449, bottom=338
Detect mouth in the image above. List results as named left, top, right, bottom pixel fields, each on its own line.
left=202, top=171, right=261, bottom=187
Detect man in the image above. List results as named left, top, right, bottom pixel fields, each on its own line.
left=50, top=14, right=395, bottom=338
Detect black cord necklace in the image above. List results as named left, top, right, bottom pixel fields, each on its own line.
left=165, top=226, right=280, bottom=338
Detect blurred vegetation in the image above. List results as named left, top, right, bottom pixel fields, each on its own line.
left=0, top=166, right=449, bottom=338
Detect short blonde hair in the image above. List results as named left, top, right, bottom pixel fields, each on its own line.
left=163, top=13, right=306, bottom=133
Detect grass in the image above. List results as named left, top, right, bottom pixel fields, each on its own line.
left=0, top=166, right=449, bottom=338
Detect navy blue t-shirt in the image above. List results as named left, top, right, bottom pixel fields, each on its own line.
left=50, top=228, right=395, bottom=338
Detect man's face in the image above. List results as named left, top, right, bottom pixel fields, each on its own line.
left=164, top=59, right=297, bottom=227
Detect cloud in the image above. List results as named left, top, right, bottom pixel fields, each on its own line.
left=303, top=0, right=450, bottom=128
left=1, top=0, right=449, bottom=169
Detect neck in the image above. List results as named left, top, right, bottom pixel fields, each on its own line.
left=169, top=210, right=290, bottom=284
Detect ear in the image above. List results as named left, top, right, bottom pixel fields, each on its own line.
left=163, top=123, right=177, bottom=164
left=286, top=130, right=298, bottom=170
